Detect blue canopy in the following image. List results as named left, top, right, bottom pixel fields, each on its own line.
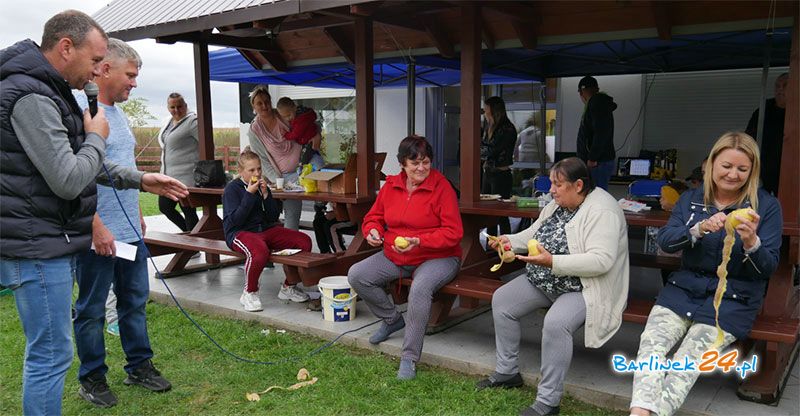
left=209, top=48, right=541, bottom=88
left=209, top=27, right=790, bottom=87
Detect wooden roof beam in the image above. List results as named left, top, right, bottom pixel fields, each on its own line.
left=350, top=1, right=385, bottom=16
left=262, top=14, right=351, bottom=33
left=482, top=2, right=540, bottom=24
left=424, top=17, right=455, bottom=58
left=651, top=1, right=672, bottom=41
left=512, top=20, right=538, bottom=50
left=323, top=25, right=356, bottom=64
left=481, top=13, right=495, bottom=50
left=157, top=32, right=282, bottom=53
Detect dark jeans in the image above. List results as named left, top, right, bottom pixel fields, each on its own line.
left=312, top=204, right=356, bottom=253
left=481, top=169, right=513, bottom=235
left=74, top=240, right=153, bottom=380
left=158, top=195, right=199, bottom=232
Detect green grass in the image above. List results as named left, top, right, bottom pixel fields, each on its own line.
left=138, top=192, right=204, bottom=218
left=0, top=295, right=622, bottom=415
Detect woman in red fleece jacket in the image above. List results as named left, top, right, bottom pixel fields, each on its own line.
left=348, top=135, right=463, bottom=380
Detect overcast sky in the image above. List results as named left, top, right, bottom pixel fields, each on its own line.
left=1, top=0, right=241, bottom=127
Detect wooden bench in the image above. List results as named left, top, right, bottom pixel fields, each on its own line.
left=144, top=230, right=340, bottom=286
left=622, top=298, right=800, bottom=344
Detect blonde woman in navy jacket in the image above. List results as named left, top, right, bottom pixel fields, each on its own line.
left=630, top=132, right=782, bottom=416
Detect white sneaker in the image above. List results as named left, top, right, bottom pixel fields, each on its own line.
left=240, top=290, right=263, bottom=311
left=278, top=285, right=310, bottom=303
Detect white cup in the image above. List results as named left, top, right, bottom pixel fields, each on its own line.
left=275, top=177, right=285, bottom=189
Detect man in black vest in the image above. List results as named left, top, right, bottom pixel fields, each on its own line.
left=0, top=10, right=187, bottom=415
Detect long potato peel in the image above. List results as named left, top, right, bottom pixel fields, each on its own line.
left=712, top=209, right=754, bottom=349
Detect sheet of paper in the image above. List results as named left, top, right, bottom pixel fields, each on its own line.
left=91, top=240, right=138, bottom=261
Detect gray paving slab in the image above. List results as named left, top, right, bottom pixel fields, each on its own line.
left=141, top=215, right=800, bottom=416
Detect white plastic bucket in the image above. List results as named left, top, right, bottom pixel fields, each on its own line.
left=318, top=276, right=357, bottom=322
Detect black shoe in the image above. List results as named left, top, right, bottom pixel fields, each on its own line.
left=476, top=373, right=524, bottom=390
left=123, top=360, right=172, bottom=392
left=520, top=404, right=560, bottom=416
left=265, top=262, right=275, bottom=268
left=78, top=374, right=118, bottom=408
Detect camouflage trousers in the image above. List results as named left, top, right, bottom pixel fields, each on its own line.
left=630, top=305, right=736, bottom=416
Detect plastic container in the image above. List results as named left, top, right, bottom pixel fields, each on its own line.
left=317, top=276, right=358, bottom=322
left=516, top=197, right=539, bottom=208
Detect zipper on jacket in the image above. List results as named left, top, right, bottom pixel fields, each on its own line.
left=742, top=254, right=762, bottom=274
left=64, top=233, right=70, bottom=243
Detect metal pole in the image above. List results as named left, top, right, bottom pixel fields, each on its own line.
left=407, top=58, right=416, bottom=135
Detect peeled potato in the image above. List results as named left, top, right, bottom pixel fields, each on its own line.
left=726, top=208, right=754, bottom=230
left=527, top=239, right=540, bottom=256
left=394, top=236, right=409, bottom=249
left=250, top=176, right=259, bottom=184
left=502, top=250, right=516, bottom=263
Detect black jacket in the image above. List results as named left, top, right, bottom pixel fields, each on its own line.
left=0, top=40, right=98, bottom=259
left=222, top=178, right=281, bottom=248
left=480, top=117, right=517, bottom=169
left=576, top=93, right=617, bottom=163
left=745, top=98, right=785, bottom=195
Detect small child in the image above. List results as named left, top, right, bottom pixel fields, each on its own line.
left=222, top=148, right=313, bottom=311
left=276, top=97, right=324, bottom=167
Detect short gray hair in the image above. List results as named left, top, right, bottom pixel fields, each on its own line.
left=105, top=38, right=142, bottom=69
left=41, top=10, right=107, bottom=51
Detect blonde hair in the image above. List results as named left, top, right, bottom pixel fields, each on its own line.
left=248, top=85, right=271, bottom=108
left=702, top=132, right=760, bottom=210
left=237, top=146, right=261, bottom=170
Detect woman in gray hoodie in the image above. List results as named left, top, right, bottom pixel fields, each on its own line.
left=158, top=93, right=200, bottom=231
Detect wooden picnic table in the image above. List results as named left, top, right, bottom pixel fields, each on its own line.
left=145, top=186, right=379, bottom=282
left=451, top=199, right=798, bottom=403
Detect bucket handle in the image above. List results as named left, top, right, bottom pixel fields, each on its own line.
left=318, top=287, right=358, bottom=305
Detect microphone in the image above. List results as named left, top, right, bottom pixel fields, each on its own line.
left=85, top=81, right=99, bottom=117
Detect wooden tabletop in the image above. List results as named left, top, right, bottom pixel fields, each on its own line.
left=185, top=187, right=374, bottom=204
left=458, top=200, right=672, bottom=227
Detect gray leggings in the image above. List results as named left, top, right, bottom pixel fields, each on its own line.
left=492, top=275, right=586, bottom=407
left=348, top=251, right=460, bottom=362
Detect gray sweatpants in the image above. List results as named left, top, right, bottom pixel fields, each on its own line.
left=348, top=251, right=460, bottom=362
left=492, top=275, right=586, bottom=407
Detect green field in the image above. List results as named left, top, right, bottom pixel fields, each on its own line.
left=0, top=295, right=622, bottom=415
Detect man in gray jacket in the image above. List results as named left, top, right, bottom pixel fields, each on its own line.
left=0, top=10, right=187, bottom=415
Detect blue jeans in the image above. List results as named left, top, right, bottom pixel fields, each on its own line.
left=74, top=240, right=153, bottom=380
left=1, top=255, right=76, bottom=416
left=590, top=159, right=615, bottom=191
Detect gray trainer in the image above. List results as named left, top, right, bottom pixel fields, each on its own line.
left=369, top=316, right=405, bottom=344
left=397, top=358, right=416, bottom=380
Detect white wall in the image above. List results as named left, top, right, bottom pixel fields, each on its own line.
left=375, top=87, right=426, bottom=175
left=556, top=74, right=644, bottom=158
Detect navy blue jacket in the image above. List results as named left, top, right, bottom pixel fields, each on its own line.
left=222, top=178, right=281, bottom=248
left=655, top=187, right=782, bottom=339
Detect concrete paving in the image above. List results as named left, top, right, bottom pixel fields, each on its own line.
left=142, top=213, right=799, bottom=416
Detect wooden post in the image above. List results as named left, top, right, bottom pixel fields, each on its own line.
left=777, top=3, right=799, bottom=230
left=223, top=145, right=230, bottom=171
left=459, top=5, right=482, bottom=203
left=354, top=17, right=375, bottom=198
left=194, top=41, right=214, bottom=161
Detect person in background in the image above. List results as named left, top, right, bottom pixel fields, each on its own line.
left=630, top=132, right=782, bottom=416
left=515, top=114, right=545, bottom=163
left=276, top=96, right=324, bottom=168
left=157, top=92, right=199, bottom=232
left=222, top=148, right=312, bottom=312
left=348, top=135, right=463, bottom=380
left=246, top=85, right=303, bottom=231
left=312, top=202, right=355, bottom=253
left=0, top=11, right=187, bottom=414
left=745, top=72, right=788, bottom=195
left=481, top=96, right=517, bottom=235
left=477, top=157, right=629, bottom=416
left=575, top=76, right=617, bottom=191
left=73, top=38, right=173, bottom=408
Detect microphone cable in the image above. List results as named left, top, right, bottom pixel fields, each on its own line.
left=101, top=164, right=385, bottom=365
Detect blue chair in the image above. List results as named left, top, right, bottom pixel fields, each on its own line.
left=628, top=179, right=667, bottom=199
left=533, top=175, right=551, bottom=195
